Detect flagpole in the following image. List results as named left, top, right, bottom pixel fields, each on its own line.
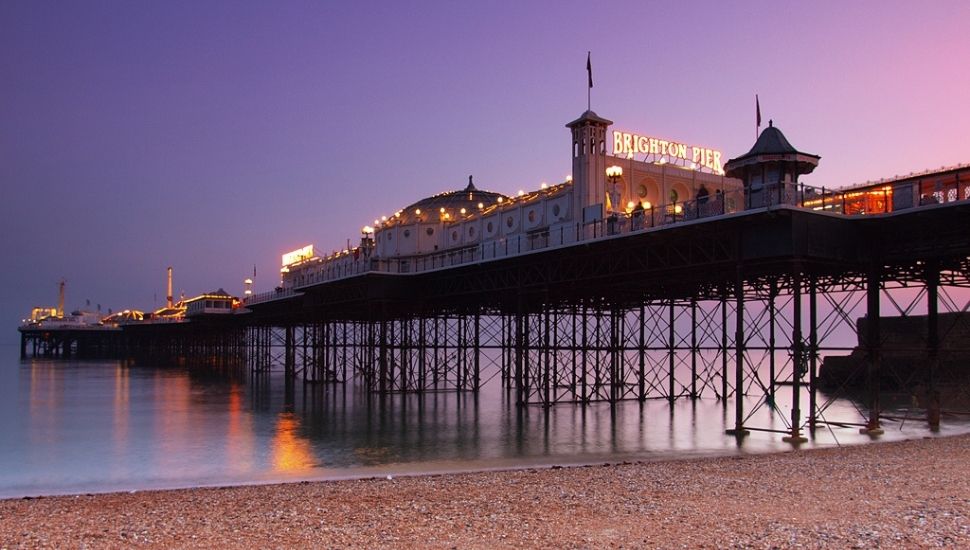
left=587, top=51, right=591, bottom=111
left=756, top=94, right=761, bottom=141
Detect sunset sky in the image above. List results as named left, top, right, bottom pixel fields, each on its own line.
left=2, top=1, right=968, bottom=340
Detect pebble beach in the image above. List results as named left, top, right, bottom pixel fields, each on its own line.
left=2, top=434, right=968, bottom=548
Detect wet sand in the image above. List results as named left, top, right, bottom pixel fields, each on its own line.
left=2, top=434, right=968, bottom=548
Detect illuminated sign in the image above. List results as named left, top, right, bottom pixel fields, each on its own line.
left=612, top=131, right=724, bottom=175
left=282, top=245, right=315, bottom=267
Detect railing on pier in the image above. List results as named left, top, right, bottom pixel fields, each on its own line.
left=247, top=286, right=299, bottom=305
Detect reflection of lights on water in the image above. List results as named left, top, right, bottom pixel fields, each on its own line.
left=113, top=365, right=129, bottom=451
left=271, top=413, right=316, bottom=473
left=226, top=385, right=255, bottom=472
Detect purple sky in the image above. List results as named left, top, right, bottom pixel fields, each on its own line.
left=2, top=1, right=968, bottom=340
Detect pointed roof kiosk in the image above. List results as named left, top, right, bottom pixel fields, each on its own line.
left=724, top=121, right=820, bottom=208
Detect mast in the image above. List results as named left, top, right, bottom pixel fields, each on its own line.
left=166, top=267, right=174, bottom=308
left=57, top=279, right=65, bottom=317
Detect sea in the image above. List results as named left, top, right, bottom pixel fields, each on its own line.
left=1, top=344, right=965, bottom=498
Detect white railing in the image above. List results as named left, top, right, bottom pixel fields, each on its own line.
left=246, top=286, right=298, bottom=304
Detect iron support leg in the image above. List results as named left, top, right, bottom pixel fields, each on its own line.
left=668, top=301, right=676, bottom=402
left=862, top=266, right=884, bottom=435
left=809, top=277, right=818, bottom=433
left=690, top=299, right=698, bottom=399
left=721, top=296, right=728, bottom=403
left=926, top=263, right=941, bottom=430
left=727, top=271, right=749, bottom=437
left=784, top=273, right=808, bottom=444
left=639, top=303, right=646, bottom=401
left=514, top=309, right=525, bottom=406
left=768, top=281, right=777, bottom=405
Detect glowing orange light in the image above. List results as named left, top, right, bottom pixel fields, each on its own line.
left=270, top=413, right=316, bottom=473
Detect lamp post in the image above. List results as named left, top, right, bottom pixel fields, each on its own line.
left=606, top=165, right=623, bottom=214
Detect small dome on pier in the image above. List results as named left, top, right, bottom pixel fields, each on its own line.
left=392, top=176, right=509, bottom=225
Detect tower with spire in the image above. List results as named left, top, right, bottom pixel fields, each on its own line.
left=724, top=120, right=820, bottom=208
left=566, top=109, right=613, bottom=222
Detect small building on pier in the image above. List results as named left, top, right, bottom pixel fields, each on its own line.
left=184, top=289, right=238, bottom=317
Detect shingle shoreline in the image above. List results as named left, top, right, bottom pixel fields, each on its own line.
left=2, top=434, right=967, bottom=548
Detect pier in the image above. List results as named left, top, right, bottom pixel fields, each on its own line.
left=18, top=118, right=970, bottom=442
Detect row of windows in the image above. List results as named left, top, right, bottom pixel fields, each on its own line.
left=383, top=203, right=567, bottom=244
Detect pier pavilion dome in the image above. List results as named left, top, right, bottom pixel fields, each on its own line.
left=724, top=121, right=820, bottom=178
left=392, top=176, right=509, bottom=225
left=723, top=120, right=820, bottom=208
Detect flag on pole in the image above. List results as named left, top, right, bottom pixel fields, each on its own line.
left=756, top=94, right=762, bottom=128
left=587, top=52, right=593, bottom=89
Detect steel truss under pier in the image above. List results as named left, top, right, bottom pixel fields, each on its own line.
left=19, top=327, right=125, bottom=359
left=246, top=315, right=498, bottom=393
left=123, top=321, right=246, bottom=368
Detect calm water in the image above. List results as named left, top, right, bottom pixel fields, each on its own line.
left=1, top=344, right=966, bottom=498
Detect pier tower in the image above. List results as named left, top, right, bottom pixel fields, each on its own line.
left=567, top=110, right=613, bottom=223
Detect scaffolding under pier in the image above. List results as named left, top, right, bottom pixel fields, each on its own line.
left=18, top=325, right=125, bottom=359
